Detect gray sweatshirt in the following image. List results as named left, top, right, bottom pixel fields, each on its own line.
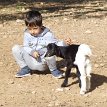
left=23, top=27, right=61, bottom=58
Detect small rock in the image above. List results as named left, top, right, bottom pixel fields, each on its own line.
left=85, top=30, right=92, bottom=34
left=65, top=87, right=70, bottom=91
left=21, top=8, right=25, bottom=12
left=95, top=24, right=99, bottom=27
left=2, top=9, right=6, bottom=11
left=11, top=96, right=14, bottom=98
left=48, top=102, right=54, bottom=107
left=16, top=19, right=23, bottom=23
left=0, top=24, right=3, bottom=27
left=55, top=101, right=60, bottom=106
left=100, top=63, right=104, bottom=67
left=21, top=8, right=29, bottom=12
left=55, top=88, right=64, bottom=92
left=63, top=18, right=69, bottom=21
left=52, top=96, right=57, bottom=101
left=52, top=89, right=54, bottom=91
left=9, top=81, right=14, bottom=84
left=3, top=35, right=7, bottom=38
left=9, top=63, right=14, bottom=66
left=0, top=62, right=3, bottom=66
left=40, top=2, right=44, bottom=5
left=32, top=91, right=36, bottom=94
left=94, top=64, right=99, bottom=68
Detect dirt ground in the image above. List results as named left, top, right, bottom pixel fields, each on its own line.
left=0, top=0, right=107, bottom=107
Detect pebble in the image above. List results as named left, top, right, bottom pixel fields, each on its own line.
left=3, top=35, right=7, bottom=38
left=21, top=8, right=29, bottom=12
left=94, top=64, right=99, bottom=68
left=0, top=62, right=3, bottom=66
left=32, top=91, right=36, bottom=94
left=0, top=24, right=3, bottom=27
left=52, top=96, right=57, bottom=101
left=52, top=89, right=54, bottom=91
left=21, top=8, right=26, bottom=12
left=9, top=63, right=14, bottom=66
left=16, top=19, right=23, bottom=23
left=85, top=30, right=92, bottom=34
left=65, top=87, right=70, bottom=91
left=48, top=102, right=54, bottom=107
left=63, top=18, right=69, bottom=21
left=55, top=88, right=64, bottom=92
left=55, top=101, right=60, bottom=106
left=100, top=63, right=104, bottom=67
left=40, top=2, right=44, bottom=5
left=9, top=80, right=14, bottom=84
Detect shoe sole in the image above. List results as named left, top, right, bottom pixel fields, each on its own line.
left=15, top=73, right=31, bottom=78
left=52, top=75, right=64, bottom=79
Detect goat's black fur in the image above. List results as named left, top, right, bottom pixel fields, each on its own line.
left=45, top=43, right=81, bottom=87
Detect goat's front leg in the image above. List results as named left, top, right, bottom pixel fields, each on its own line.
left=61, top=59, right=72, bottom=87
left=61, top=67, right=71, bottom=87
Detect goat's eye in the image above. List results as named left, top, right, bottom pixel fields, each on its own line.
left=49, top=47, right=52, bottom=50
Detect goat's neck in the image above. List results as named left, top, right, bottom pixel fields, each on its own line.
left=56, top=46, right=65, bottom=58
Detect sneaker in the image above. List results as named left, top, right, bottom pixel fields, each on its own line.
left=15, top=66, right=31, bottom=78
left=51, top=69, right=64, bottom=79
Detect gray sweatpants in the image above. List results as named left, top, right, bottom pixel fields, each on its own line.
left=12, top=45, right=58, bottom=72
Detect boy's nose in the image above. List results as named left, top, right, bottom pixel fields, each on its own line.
left=30, top=29, right=35, bottom=35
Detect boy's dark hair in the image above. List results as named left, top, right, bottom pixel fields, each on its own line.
left=25, top=10, right=42, bottom=27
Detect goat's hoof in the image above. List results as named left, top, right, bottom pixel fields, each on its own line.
left=61, top=84, right=66, bottom=87
left=86, top=89, right=90, bottom=92
left=80, top=90, right=86, bottom=95
left=79, top=84, right=81, bottom=88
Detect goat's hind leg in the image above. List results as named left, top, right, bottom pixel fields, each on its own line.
left=86, top=60, right=92, bottom=91
left=86, top=75, right=91, bottom=92
left=78, top=64, right=87, bottom=95
left=75, top=65, right=81, bottom=88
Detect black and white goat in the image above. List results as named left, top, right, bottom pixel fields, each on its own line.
left=45, top=43, right=92, bottom=94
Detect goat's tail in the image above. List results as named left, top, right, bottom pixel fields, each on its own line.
left=79, top=44, right=92, bottom=57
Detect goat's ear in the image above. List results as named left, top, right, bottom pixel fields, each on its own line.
left=54, top=45, right=60, bottom=55
left=47, top=43, right=52, bottom=50
left=53, top=43, right=57, bottom=48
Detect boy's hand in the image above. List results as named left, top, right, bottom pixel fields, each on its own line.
left=64, top=38, right=72, bottom=45
left=33, top=51, right=40, bottom=58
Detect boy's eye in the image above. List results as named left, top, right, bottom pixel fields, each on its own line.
left=27, top=27, right=31, bottom=30
left=33, top=27, right=38, bottom=30
left=27, top=27, right=38, bottom=30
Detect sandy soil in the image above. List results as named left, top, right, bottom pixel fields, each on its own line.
left=0, top=1, right=107, bottom=107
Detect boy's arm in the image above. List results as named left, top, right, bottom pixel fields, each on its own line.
left=23, top=33, right=36, bottom=56
left=46, top=31, right=72, bottom=45
left=44, top=32, right=71, bottom=46
left=23, top=32, right=40, bottom=58
left=63, top=38, right=72, bottom=45
left=42, top=32, right=58, bottom=45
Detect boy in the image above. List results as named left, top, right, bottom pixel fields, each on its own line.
left=12, top=10, right=72, bottom=78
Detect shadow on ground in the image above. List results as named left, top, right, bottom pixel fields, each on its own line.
left=57, top=59, right=107, bottom=92
left=91, top=73, right=107, bottom=91
left=0, top=0, right=107, bottom=22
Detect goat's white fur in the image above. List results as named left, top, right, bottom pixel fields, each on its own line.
left=74, top=44, right=92, bottom=95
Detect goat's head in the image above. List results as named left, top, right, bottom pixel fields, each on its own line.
left=45, top=43, right=58, bottom=57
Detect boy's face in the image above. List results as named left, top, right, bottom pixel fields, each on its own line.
left=27, top=25, right=42, bottom=36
